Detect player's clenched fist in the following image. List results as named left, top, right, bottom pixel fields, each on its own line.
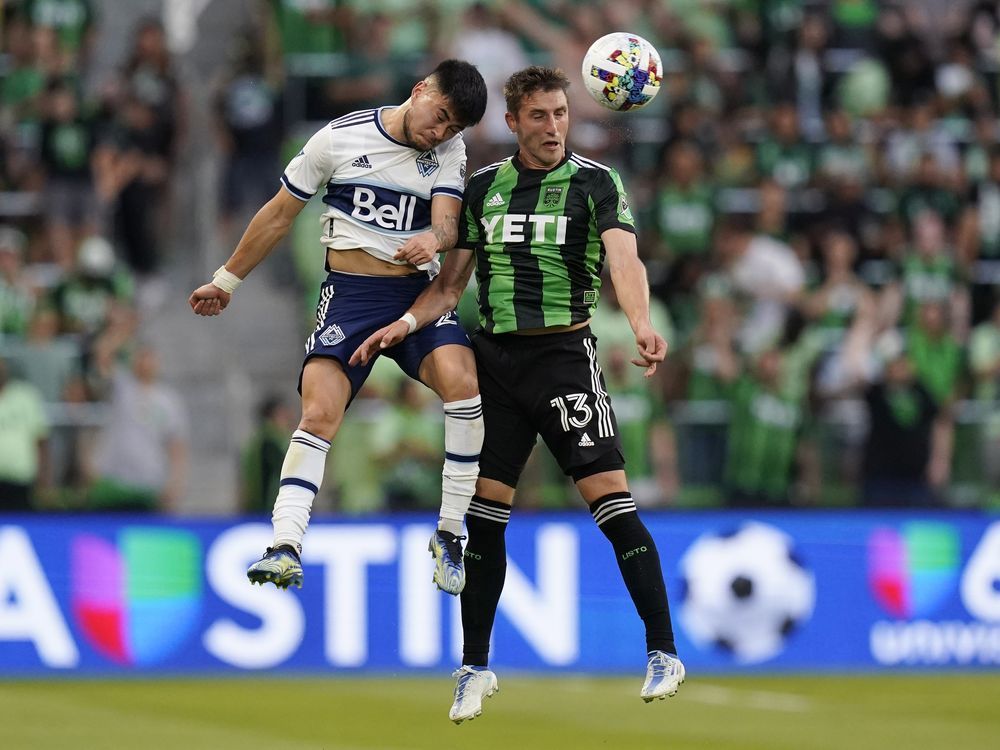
left=188, top=283, right=231, bottom=316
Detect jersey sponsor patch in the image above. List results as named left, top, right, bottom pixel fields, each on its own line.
left=324, top=183, right=430, bottom=233
left=319, top=324, right=346, bottom=347
left=416, top=150, right=439, bottom=177
left=486, top=192, right=505, bottom=207
left=351, top=155, right=373, bottom=169
left=583, top=290, right=598, bottom=304
left=480, top=213, right=569, bottom=244
left=578, top=432, right=595, bottom=447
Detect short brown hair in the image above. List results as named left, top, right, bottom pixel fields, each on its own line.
left=503, top=66, right=570, bottom=115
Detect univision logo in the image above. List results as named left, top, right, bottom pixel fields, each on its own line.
left=867, top=522, right=960, bottom=618
left=70, top=528, right=202, bottom=665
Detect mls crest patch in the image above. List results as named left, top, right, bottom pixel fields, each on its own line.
left=543, top=186, right=563, bottom=207
left=618, top=194, right=633, bottom=221
left=319, top=324, right=346, bottom=347
left=416, top=150, right=439, bottom=177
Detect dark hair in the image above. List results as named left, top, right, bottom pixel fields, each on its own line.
left=428, top=59, right=487, bottom=127
left=503, top=66, right=570, bottom=115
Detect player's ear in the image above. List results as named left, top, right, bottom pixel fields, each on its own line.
left=505, top=111, right=516, bottom=133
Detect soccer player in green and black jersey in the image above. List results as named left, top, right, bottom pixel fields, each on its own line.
left=351, top=66, right=684, bottom=722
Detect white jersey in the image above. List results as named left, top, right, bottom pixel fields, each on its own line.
left=280, top=107, right=467, bottom=275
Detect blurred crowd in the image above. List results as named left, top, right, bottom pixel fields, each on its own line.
left=3, top=0, right=1000, bottom=513
left=0, top=1, right=188, bottom=512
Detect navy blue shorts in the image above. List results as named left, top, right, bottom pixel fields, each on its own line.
left=302, top=271, right=471, bottom=398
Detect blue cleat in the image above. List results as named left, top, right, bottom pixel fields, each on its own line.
left=429, top=530, right=466, bottom=595
left=247, top=545, right=303, bottom=589
left=640, top=651, right=685, bottom=702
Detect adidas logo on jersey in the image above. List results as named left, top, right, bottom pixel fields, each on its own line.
left=351, top=155, right=373, bottom=169
left=486, top=192, right=505, bottom=207
left=578, top=432, right=594, bottom=447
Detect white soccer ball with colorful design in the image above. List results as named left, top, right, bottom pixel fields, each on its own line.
left=581, top=32, right=662, bottom=111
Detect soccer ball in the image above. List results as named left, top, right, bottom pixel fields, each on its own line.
left=678, top=522, right=816, bottom=664
left=581, top=32, right=662, bottom=111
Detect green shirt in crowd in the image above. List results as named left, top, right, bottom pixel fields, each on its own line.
left=724, top=375, right=803, bottom=499
left=756, top=140, right=813, bottom=188
left=22, top=0, right=93, bottom=53
left=907, top=327, right=963, bottom=405
left=898, top=253, right=958, bottom=326
left=0, top=379, right=49, bottom=485
left=655, top=183, right=715, bottom=257
left=370, top=401, right=443, bottom=510
left=271, top=0, right=346, bottom=57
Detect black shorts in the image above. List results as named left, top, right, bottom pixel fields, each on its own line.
left=472, top=326, right=624, bottom=487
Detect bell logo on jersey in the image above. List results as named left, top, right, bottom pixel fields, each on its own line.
left=351, top=187, right=418, bottom=231
left=481, top=214, right=569, bottom=244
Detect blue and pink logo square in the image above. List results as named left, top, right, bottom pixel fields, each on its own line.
left=867, top=522, right=960, bottom=618
left=70, top=528, right=203, bottom=665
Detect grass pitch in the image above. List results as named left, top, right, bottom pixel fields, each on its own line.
left=2, top=674, right=998, bottom=750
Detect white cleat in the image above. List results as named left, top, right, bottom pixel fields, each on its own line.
left=449, top=665, right=499, bottom=724
left=429, top=530, right=466, bottom=595
left=640, top=651, right=685, bottom=702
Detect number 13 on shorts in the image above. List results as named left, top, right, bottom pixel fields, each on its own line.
left=550, top=393, right=593, bottom=431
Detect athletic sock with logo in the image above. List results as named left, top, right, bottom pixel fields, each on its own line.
left=460, top=495, right=511, bottom=667
left=590, top=491, right=676, bottom=655
left=438, top=396, right=484, bottom=536
left=271, top=429, right=330, bottom=552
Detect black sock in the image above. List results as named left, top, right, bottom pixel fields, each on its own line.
left=460, top=495, right=511, bottom=667
left=590, top=492, right=676, bottom=655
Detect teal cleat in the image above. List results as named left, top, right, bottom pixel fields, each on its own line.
left=247, top=545, right=303, bottom=589
left=429, top=530, right=466, bottom=595
left=640, top=651, right=685, bottom=702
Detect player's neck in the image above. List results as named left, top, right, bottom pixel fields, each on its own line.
left=380, top=102, right=408, bottom=143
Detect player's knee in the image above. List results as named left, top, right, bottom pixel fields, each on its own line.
left=572, top=453, right=627, bottom=486
left=438, top=370, right=479, bottom=402
left=452, top=371, right=480, bottom=401
left=297, top=406, right=341, bottom=440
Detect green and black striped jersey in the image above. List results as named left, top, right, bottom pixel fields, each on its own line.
left=458, top=150, right=635, bottom=333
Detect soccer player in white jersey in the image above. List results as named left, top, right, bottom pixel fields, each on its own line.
left=189, top=60, right=488, bottom=595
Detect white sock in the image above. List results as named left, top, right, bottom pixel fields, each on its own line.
left=439, top=395, right=483, bottom=535
left=272, top=429, right=331, bottom=552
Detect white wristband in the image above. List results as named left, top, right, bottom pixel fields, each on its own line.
left=399, top=312, right=417, bottom=334
left=212, top=266, right=243, bottom=294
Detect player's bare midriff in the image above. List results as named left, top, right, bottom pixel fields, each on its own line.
left=326, top=247, right=418, bottom=276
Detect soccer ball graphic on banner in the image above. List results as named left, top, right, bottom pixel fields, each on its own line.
left=581, top=32, right=662, bottom=111
left=678, top=522, right=816, bottom=664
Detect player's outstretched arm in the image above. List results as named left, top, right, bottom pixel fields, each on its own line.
left=603, top=227, right=667, bottom=378
left=350, top=247, right=475, bottom=366
left=189, top=188, right=307, bottom=316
